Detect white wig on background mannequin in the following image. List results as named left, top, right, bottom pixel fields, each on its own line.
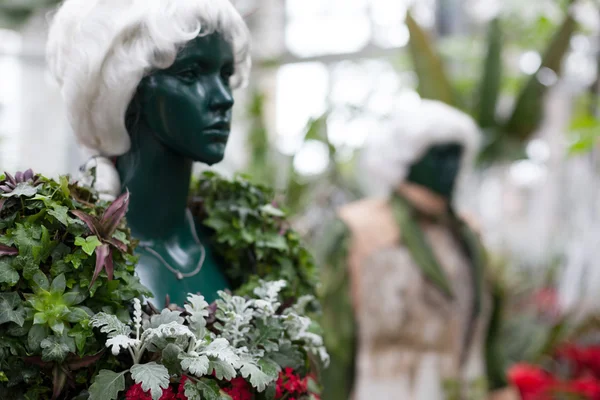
left=46, top=0, right=251, bottom=199
left=360, top=99, right=481, bottom=197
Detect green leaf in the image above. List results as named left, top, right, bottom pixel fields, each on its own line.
left=50, top=320, right=65, bottom=335
left=90, top=312, right=131, bottom=338
left=260, top=204, right=285, bottom=217
left=66, top=307, right=89, bottom=323
left=75, top=236, right=102, bottom=256
left=0, top=258, right=19, bottom=286
left=27, top=324, right=47, bottom=353
left=405, top=12, right=456, bottom=106
left=64, top=249, right=87, bottom=270
left=32, top=271, right=49, bottom=291
left=477, top=18, right=502, bottom=129
left=209, top=359, right=237, bottom=381
left=59, top=175, right=70, bottom=199
left=48, top=204, right=70, bottom=226
left=130, top=362, right=170, bottom=400
left=161, top=343, right=183, bottom=375
left=149, top=309, right=184, bottom=328
left=69, top=324, right=93, bottom=354
left=1, top=182, right=38, bottom=198
left=505, top=12, right=576, bottom=141
left=51, top=273, right=66, bottom=293
left=112, top=230, right=130, bottom=245
left=63, top=287, right=87, bottom=306
left=179, top=353, right=210, bottom=377
left=13, top=223, right=55, bottom=265
left=88, top=369, right=127, bottom=400
left=248, top=319, right=280, bottom=353
left=184, top=294, right=209, bottom=336
left=0, top=292, right=25, bottom=327
left=40, top=336, right=70, bottom=362
left=184, top=378, right=223, bottom=400
left=261, top=234, right=287, bottom=251
left=239, top=358, right=279, bottom=392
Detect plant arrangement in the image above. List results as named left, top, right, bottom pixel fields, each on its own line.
left=0, top=170, right=327, bottom=399
left=189, top=172, right=317, bottom=302
left=88, top=280, right=328, bottom=400
left=0, top=170, right=151, bottom=399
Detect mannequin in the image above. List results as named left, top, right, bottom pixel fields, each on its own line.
left=319, top=100, right=516, bottom=400
left=47, top=0, right=251, bottom=306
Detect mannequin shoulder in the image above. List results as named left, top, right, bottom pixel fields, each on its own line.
left=338, top=198, right=394, bottom=232
left=458, top=211, right=483, bottom=236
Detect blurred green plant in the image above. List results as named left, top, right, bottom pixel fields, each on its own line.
left=405, top=0, right=580, bottom=162
left=0, top=0, right=60, bottom=28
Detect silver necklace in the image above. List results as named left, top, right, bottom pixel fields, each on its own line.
left=138, top=209, right=205, bottom=280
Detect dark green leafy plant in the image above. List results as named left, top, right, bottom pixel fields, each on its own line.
left=189, top=172, right=317, bottom=302
left=0, top=170, right=151, bottom=399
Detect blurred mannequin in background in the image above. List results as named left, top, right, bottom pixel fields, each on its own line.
left=319, top=99, right=516, bottom=400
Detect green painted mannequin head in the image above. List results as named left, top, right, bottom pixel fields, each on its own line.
left=406, top=143, right=464, bottom=199
left=124, top=33, right=235, bottom=169
left=47, top=0, right=251, bottom=306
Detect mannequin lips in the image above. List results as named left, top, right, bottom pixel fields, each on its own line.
left=203, top=121, right=230, bottom=142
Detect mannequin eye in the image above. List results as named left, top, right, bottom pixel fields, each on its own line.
left=177, top=69, right=197, bottom=80
left=221, top=64, right=234, bottom=81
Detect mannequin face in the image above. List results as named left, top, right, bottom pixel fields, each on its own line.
left=133, top=32, right=235, bottom=165
left=406, top=142, right=464, bottom=199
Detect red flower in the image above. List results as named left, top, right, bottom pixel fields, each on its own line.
left=125, top=383, right=151, bottom=400
left=125, top=383, right=177, bottom=400
left=508, top=363, right=555, bottom=400
left=567, top=376, right=600, bottom=399
left=176, top=376, right=189, bottom=400
left=557, top=344, right=600, bottom=380
left=223, top=377, right=253, bottom=400
left=275, top=368, right=310, bottom=399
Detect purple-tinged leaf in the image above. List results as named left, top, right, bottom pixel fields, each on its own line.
left=90, top=244, right=110, bottom=287
left=0, top=185, right=12, bottom=192
left=23, top=169, right=34, bottom=182
left=100, top=191, right=130, bottom=236
left=52, top=364, right=67, bottom=400
left=106, top=237, right=127, bottom=253
left=22, top=356, right=49, bottom=368
left=14, top=171, right=23, bottom=183
left=4, top=171, right=15, bottom=184
left=66, top=350, right=105, bottom=370
left=0, top=244, right=18, bottom=257
left=105, top=248, right=114, bottom=281
left=70, top=210, right=102, bottom=237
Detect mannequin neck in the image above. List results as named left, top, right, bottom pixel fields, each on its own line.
left=396, top=182, right=451, bottom=216
left=116, top=123, right=193, bottom=242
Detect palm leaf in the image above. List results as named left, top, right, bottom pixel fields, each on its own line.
left=477, top=18, right=503, bottom=129
left=405, top=12, right=457, bottom=106
left=504, top=11, right=577, bottom=141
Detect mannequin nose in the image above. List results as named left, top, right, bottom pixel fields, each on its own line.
left=209, top=78, right=234, bottom=111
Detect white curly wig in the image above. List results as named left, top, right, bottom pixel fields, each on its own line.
left=360, top=99, right=481, bottom=196
left=46, top=0, right=251, bottom=157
